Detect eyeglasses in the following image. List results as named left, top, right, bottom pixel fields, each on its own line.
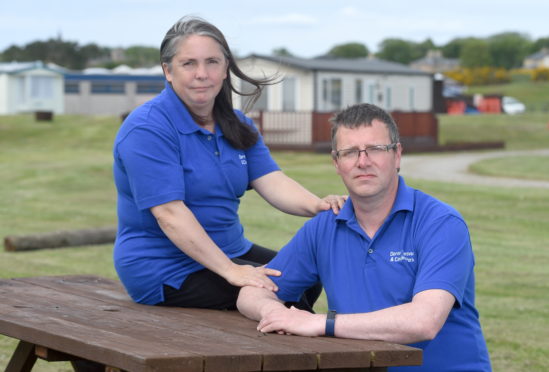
left=333, top=143, right=397, bottom=162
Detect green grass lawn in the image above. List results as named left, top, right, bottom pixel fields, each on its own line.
left=438, top=111, right=549, bottom=150
left=470, top=155, right=549, bottom=181
left=1, top=113, right=548, bottom=371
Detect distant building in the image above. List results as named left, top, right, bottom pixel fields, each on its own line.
left=523, top=48, right=549, bottom=69
left=236, top=54, right=433, bottom=113
left=409, top=50, right=459, bottom=74
left=63, top=65, right=165, bottom=115
left=0, top=61, right=65, bottom=115
left=236, top=55, right=438, bottom=151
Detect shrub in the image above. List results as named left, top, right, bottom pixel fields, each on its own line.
left=444, top=67, right=511, bottom=86
left=531, top=67, right=549, bottom=81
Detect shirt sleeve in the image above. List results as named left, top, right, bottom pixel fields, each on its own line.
left=413, top=215, right=474, bottom=307
left=266, top=219, right=320, bottom=302
left=115, top=124, right=185, bottom=210
left=237, top=112, right=280, bottom=182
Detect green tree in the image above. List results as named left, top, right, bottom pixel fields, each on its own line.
left=460, top=38, right=492, bottom=68
left=415, top=38, right=437, bottom=60
left=1, top=38, right=87, bottom=69
left=1, top=45, right=26, bottom=61
left=531, top=37, right=549, bottom=53
left=441, top=37, right=477, bottom=58
left=124, top=46, right=158, bottom=67
left=272, top=47, right=294, bottom=57
left=488, top=32, right=531, bottom=69
left=80, top=43, right=110, bottom=63
left=326, top=42, right=369, bottom=58
left=47, top=39, right=86, bottom=69
left=377, top=38, right=415, bottom=64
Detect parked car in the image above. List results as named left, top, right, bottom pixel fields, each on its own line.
left=502, top=96, right=526, bottom=114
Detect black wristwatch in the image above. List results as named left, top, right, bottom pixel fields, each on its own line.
left=325, top=310, right=336, bottom=337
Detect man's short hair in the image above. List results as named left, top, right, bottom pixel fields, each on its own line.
left=330, top=103, right=400, bottom=150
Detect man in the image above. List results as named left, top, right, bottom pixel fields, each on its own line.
left=237, top=103, right=492, bottom=372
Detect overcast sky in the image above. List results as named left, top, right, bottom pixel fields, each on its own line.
left=2, top=0, right=548, bottom=58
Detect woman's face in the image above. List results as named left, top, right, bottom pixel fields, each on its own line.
left=163, top=34, right=228, bottom=117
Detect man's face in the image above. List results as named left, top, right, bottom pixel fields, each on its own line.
left=332, top=120, right=401, bottom=201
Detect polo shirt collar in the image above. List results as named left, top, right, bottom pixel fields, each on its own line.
left=161, top=82, right=221, bottom=137
left=335, top=175, right=415, bottom=224
left=390, top=176, right=414, bottom=215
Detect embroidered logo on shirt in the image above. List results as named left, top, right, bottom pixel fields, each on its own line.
left=389, top=251, right=415, bottom=263
left=238, top=154, right=247, bottom=165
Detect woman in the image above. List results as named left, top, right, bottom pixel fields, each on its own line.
left=113, top=16, right=344, bottom=310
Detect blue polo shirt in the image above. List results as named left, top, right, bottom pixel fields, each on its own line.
left=113, top=82, right=279, bottom=305
left=267, top=177, right=491, bottom=372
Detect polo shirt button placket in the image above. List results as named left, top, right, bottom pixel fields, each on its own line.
left=368, top=248, right=374, bottom=254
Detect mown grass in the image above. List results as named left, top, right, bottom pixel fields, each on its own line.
left=438, top=111, right=549, bottom=150
left=470, top=155, right=549, bottom=181
left=1, top=113, right=548, bottom=371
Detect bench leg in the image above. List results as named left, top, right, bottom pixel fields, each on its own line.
left=4, top=341, right=37, bottom=372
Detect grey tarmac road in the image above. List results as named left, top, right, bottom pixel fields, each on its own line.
left=399, top=148, right=549, bottom=189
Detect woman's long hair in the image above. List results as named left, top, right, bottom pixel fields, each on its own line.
left=160, top=16, right=277, bottom=149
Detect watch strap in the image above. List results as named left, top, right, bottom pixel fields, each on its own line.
left=325, top=310, right=336, bottom=337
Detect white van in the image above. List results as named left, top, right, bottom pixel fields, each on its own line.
left=502, top=96, right=526, bottom=114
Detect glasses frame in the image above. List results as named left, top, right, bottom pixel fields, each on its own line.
left=333, top=143, right=398, bottom=161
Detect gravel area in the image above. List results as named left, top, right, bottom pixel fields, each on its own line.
left=399, top=148, right=549, bottom=189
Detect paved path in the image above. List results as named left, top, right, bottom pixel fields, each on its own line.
left=399, top=148, right=549, bottom=189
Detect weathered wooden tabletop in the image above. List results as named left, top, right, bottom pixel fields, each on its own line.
left=0, top=275, right=421, bottom=371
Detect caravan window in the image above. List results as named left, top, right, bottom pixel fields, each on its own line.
left=91, top=81, right=125, bottom=94
left=31, top=76, right=55, bottom=99
left=282, top=77, right=296, bottom=111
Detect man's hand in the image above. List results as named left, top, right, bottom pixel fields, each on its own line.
left=257, top=306, right=325, bottom=336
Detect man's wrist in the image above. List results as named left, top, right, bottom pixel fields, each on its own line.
left=325, top=310, right=336, bottom=337
left=259, top=300, right=286, bottom=319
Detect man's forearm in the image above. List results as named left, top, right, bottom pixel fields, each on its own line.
left=334, top=289, right=454, bottom=344
left=237, top=285, right=286, bottom=320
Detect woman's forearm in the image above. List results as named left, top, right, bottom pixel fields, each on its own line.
left=151, top=200, right=281, bottom=290
left=151, top=200, right=235, bottom=276
left=251, top=171, right=322, bottom=217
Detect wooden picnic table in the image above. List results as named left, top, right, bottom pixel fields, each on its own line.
left=0, top=275, right=422, bottom=372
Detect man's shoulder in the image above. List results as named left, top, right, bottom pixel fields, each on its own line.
left=412, top=188, right=465, bottom=223
left=308, top=209, right=341, bottom=226
left=289, top=210, right=339, bottom=241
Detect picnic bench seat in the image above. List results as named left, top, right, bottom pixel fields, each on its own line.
left=0, top=275, right=422, bottom=371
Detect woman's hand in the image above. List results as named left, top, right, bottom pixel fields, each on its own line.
left=317, top=194, right=348, bottom=214
left=224, top=264, right=281, bottom=292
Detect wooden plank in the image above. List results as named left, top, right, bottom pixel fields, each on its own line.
left=0, top=315, right=194, bottom=372
left=0, top=298, right=256, bottom=372
left=328, top=339, right=422, bottom=368
left=167, top=309, right=375, bottom=370
left=15, top=276, right=374, bottom=370
left=14, top=276, right=421, bottom=370
left=0, top=280, right=203, bottom=372
left=13, top=276, right=327, bottom=371
left=4, top=341, right=37, bottom=372
left=0, top=278, right=320, bottom=371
